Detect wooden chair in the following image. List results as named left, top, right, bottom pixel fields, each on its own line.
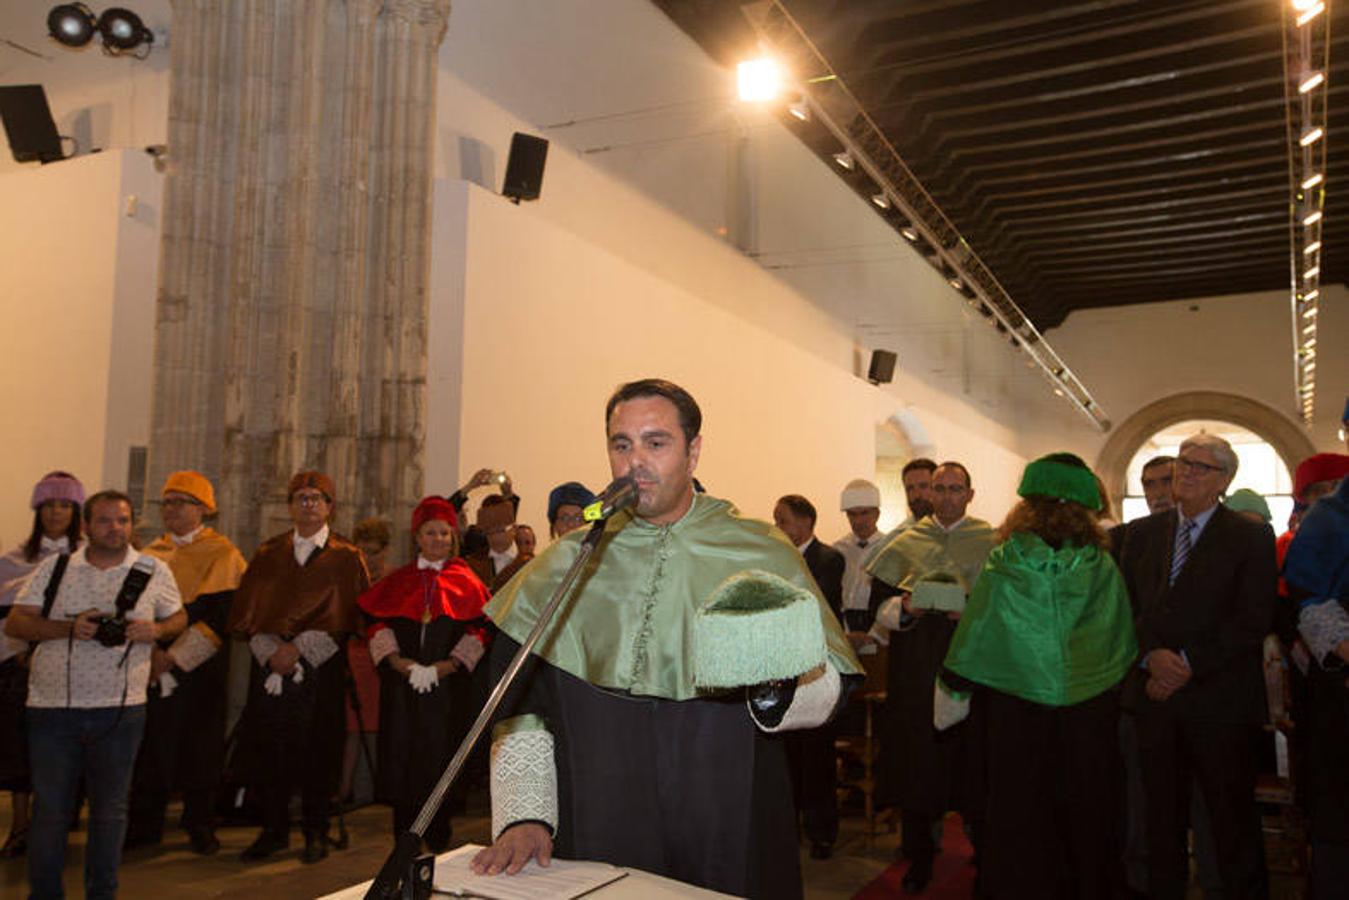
left=834, top=642, right=893, bottom=845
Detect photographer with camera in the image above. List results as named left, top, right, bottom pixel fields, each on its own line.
left=5, top=490, right=185, bottom=900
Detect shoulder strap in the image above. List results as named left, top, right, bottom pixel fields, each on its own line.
left=41, top=553, right=71, bottom=619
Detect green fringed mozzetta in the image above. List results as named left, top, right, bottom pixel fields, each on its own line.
left=693, top=569, right=827, bottom=690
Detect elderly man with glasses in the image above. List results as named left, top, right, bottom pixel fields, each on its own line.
left=1112, top=434, right=1276, bottom=900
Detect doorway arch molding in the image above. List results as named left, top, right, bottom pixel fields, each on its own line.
left=1095, top=392, right=1316, bottom=503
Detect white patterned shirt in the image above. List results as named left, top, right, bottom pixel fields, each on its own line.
left=16, top=547, right=182, bottom=709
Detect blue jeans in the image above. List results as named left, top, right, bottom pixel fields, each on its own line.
left=27, top=705, right=146, bottom=900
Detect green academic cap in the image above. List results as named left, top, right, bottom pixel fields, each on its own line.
left=1225, top=488, right=1271, bottom=523
left=1017, top=453, right=1102, bottom=511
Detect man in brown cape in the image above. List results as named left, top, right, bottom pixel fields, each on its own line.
left=227, top=471, right=368, bottom=864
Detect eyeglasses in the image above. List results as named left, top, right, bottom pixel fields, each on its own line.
left=1176, top=457, right=1226, bottom=475
left=292, top=493, right=329, bottom=507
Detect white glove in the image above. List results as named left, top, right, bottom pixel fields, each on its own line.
left=264, top=672, right=284, bottom=696
left=408, top=663, right=439, bottom=694
left=291, top=665, right=304, bottom=685
left=158, top=671, right=178, bottom=698
left=933, top=680, right=971, bottom=731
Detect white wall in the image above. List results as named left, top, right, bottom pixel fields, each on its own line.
left=430, top=181, right=1033, bottom=541
left=1038, top=288, right=1348, bottom=467
left=0, top=150, right=161, bottom=545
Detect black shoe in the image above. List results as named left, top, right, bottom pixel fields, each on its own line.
left=809, top=842, right=833, bottom=860
left=901, top=857, right=933, bottom=894
left=301, top=829, right=328, bottom=864
left=240, top=830, right=288, bottom=861
left=187, top=827, right=221, bottom=856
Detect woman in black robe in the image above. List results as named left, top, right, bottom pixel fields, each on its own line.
left=358, top=496, right=491, bottom=852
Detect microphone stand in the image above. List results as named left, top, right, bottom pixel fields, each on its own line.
left=364, top=518, right=610, bottom=899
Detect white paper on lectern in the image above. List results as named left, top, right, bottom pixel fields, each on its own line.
left=433, top=844, right=627, bottom=899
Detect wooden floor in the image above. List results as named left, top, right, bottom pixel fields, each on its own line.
left=0, top=788, right=895, bottom=899
left=0, top=791, right=1307, bottom=898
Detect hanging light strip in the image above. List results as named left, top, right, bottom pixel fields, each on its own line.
left=740, top=1, right=1110, bottom=431
left=1283, top=0, right=1330, bottom=424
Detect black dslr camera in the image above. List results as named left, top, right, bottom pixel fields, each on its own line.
left=91, top=557, right=156, bottom=647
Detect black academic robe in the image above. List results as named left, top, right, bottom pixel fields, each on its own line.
left=492, top=634, right=802, bottom=900
left=375, top=616, right=479, bottom=851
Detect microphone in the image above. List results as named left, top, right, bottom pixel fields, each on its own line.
left=582, top=476, right=639, bottom=522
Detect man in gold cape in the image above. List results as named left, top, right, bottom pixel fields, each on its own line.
left=471, top=380, right=860, bottom=900
left=864, top=460, right=996, bottom=892
left=126, top=472, right=247, bottom=854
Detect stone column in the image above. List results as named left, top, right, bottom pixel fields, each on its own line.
left=149, top=0, right=450, bottom=552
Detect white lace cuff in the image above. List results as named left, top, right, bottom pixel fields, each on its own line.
left=294, top=630, right=339, bottom=668
left=249, top=633, right=280, bottom=667
left=490, top=720, right=558, bottom=840
left=368, top=627, right=399, bottom=666
left=751, top=662, right=842, bottom=733
left=167, top=623, right=219, bottom=673
left=450, top=633, right=486, bottom=672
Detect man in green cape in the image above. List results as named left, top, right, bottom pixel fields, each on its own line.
left=470, top=379, right=860, bottom=900
left=864, top=460, right=994, bottom=893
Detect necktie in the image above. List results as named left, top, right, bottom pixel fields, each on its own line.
left=1170, top=519, right=1195, bottom=586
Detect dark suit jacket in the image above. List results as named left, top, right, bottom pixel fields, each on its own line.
left=802, top=537, right=846, bottom=624
left=1111, top=504, right=1276, bottom=724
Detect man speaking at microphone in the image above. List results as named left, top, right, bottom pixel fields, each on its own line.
left=472, top=379, right=861, bottom=898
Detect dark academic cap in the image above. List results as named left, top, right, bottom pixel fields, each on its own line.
left=547, top=482, right=596, bottom=524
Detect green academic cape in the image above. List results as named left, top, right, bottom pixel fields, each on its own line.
left=865, top=515, right=996, bottom=813
left=486, top=493, right=861, bottom=699
left=942, top=532, right=1138, bottom=707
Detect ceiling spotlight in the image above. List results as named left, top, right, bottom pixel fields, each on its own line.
left=1302, top=173, right=1324, bottom=190
left=1304, top=241, right=1322, bottom=255
left=1300, top=126, right=1324, bottom=146
left=97, top=8, right=152, bottom=54
left=1296, top=1, right=1325, bottom=25
left=832, top=151, right=854, bottom=170
left=787, top=98, right=810, bottom=122
left=1302, top=304, right=1318, bottom=318
left=871, top=192, right=890, bottom=209
left=947, top=274, right=963, bottom=290
left=1298, top=70, right=1326, bottom=94
left=1304, top=288, right=1320, bottom=301
left=1305, top=264, right=1320, bottom=279
left=47, top=4, right=97, bottom=47
left=900, top=225, right=919, bottom=242
left=1303, top=209, right=1323, bottom=226
left=736, top=58, right=781, bottom=102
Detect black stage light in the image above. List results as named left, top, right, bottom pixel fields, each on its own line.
left=97, top=7, right=152, bottom=54
left=48, top=4, right=97, bottom=47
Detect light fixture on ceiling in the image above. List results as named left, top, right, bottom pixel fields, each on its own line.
left=1304, top=265, right=1320, bottom=279
left=1304, top=240, right=1322, bottom=255
left=1300, top=126, right=1324, bottom=146
left=1301, top=304, right=1318, bottom=318
left=1302, top=172, right=1323, bottom=190
left=1298, top=70, right=1326, bottom=94
left=47, top=4, right=96, bottom=46
left=787, top=97, right=810, bottom=122
left=97, top=7, right=152, bottom=54
left=736, top=57, right=781, bottom=102
left=1303, top=209, right=1323, bottom=226
left=832, top=151, right=854, bottom=170
left=900, top=225, right=918, bottom=242
left=1295, top=1, right=1325, bottom=25
left=871, top=192, right=890, bottom=209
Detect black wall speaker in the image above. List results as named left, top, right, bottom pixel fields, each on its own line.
left=868, top=349, right=897, bottom=385
left=502, top=132, right=548, bottom=202
left=0, top=85, right=64, bottom=164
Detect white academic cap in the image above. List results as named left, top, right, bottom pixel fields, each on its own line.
left=840, top=479, right=880, bottom=511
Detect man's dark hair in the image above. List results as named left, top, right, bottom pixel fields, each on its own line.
left=936, top=460, right=972, bottom=489
left=901, top=458, right=938, bottom=478
left=1141, top=455, right=1175, bottom=473
left=776, top=494, right=817, bottom=527
left=83, top=490, right=134, bottom=523
left=605, top=379, right=702, bottom=447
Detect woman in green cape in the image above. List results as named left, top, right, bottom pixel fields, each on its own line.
left=938, top=453, right=1137, bottom=899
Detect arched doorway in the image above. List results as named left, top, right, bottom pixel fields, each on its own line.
left=1120, top=420, right=1294, bottom=525
left=1097, top=392, right=1316, bottom=523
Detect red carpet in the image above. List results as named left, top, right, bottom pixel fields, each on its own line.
left=852, top=816, right=977, bottom=900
